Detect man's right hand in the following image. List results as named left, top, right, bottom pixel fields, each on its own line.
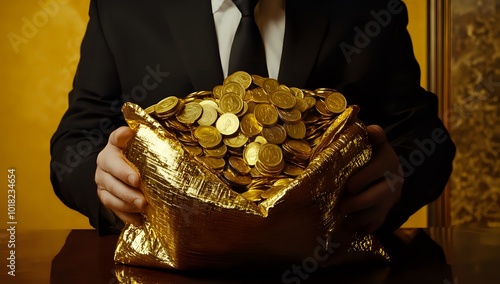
left=95, top=126, right=147, bottom=226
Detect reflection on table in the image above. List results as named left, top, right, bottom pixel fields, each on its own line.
left=1, top=227, right=499, bottom=283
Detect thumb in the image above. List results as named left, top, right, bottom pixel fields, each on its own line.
left=109, top=126, right=135, bottom=149
left=366, top=125, right=387, bottom=146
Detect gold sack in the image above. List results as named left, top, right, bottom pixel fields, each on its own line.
left=114, top=102, right=389, bottom=271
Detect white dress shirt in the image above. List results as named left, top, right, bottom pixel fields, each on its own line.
left=212, top=0, right=286, bottom=79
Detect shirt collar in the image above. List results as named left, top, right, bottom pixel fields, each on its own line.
left=212, top=0, right=285, bottom=14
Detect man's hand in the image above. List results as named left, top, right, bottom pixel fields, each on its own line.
left=95, top=126, right=146, bottom=226
left=340, top=125, right=403, bottom=233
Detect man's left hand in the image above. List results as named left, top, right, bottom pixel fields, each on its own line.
left=340, top=125, right=403, bottom=233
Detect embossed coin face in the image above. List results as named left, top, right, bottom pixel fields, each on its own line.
left=240, top=113, right=263, bottom=137
left=258, top=143, right=283, bottom=168
left=228, top=71, right=252, bottom=89
left=325, top=92, right=347, bottom=113
left=284, top=121, right=306, bottom=139
left=223, top=131, right=249, bottom=148
left=194, top=125, right=222, bottom=148
left=290, top=87, right=304, bottom=99
left=219, top=93, right=244, bottom=114
left=270, top=90, right=297, bottom=110
left=278, top=108, right=302, bottom=124
left=155, top=96, right=179, bottom=116
left=251, top=88, right=270, bottom=103
left=197, top=104, right=218, bottom=126
left=243, top=142, right=262, bottom=166
left=176, top=102, right=203, bottom=124
left=261, top=125, right=287, bottom=144
left=262, top=78, right=280, bottom=94
left=254, top=103, right=279, bottom=126
left=216, top=113, right=239, bottom=136
left=222, top=82, right=246, bottom=98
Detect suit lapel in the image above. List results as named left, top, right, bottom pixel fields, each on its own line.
left=163, top=0, right=224, bottom=90
left=278, top=0, right=329, bottom=87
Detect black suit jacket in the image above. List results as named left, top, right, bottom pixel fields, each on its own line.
left=50, top=0, right=456, bottom=234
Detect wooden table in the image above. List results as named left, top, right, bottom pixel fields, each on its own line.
left=1, top=227, right=499, bottom=283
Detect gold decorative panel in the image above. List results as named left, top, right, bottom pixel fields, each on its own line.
left=449, top=1, right=500, bottom=226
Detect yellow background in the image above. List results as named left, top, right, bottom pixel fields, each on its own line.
left=0, top=1, right=428, bottom=230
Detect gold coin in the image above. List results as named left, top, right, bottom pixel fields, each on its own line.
left=219, top=93, right=244, bottom=114
left=251, top=88, right=270, bottom=103
left=294, top=97, right=309, bottom=113
left=261, top=125, right=287, bottom=144
left=325, top=92, right=347, bottom=113
left=199, top=99, right=219, bottom=109
left=270, top=90, right=297, bottom=110
left=278, top=108, right=302, bottom=124
left=223, top=131, right=249, bottom=148
left=155, top=96, right=179, bottom=116
left=284, top=121, right=306, bottom=139
left=254, top=136, right=268, bottom=145
left=204, top=144, right=227, bottom=158
left=144, top=105, right=156, bottom=115
left=176, top=102, right=203, bottom=124
left=228, top=156, right=252, bottom=175
left=315, top=99, right=333, bottom=116
left=194, top=125, right=222, bottom=148
left=273, top=178, right=294, bottom=187
left=200, top=156, right=226, bottom=170
left=243, top=142, right=261, bottom=166
left=241, top=189, right=264, bottom=202
left=304, top=96, right=317, bottom=109
left=240, top=113, right=263, bottom=137
left=216, top=113, right=239, bottom=136
left=184, top=145, right=203, bottom=156
left=228, top=71, right=252, bottom=89
left=290, top=87, right=304, bottom=99
left=223, top=170, right=252, bottom=186
left=254, top=103, right=279, bottom=127
left=236, top=101, right=249, bottom=117
left=283, top=163, right=304, bottom=177
left=286, top=139, right=312, bottom=156
left=251, top=74, right=265, bottom=87
left=213, top=85, right=223, bottom=99
left=263, top=78, right=280, bottom=94
left=197, top=104, right=218, bottom=126
left=258, top=143, right=283, bottom=168
left=222, top=82, right=245, bottom=98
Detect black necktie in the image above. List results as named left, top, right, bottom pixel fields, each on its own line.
left=228, top=0, right=268, bottom=76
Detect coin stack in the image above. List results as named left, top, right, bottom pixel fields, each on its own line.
left=144, top=71, right=348, bottom=203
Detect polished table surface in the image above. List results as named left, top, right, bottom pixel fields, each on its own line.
left=1, top=227, right=499, bottom=283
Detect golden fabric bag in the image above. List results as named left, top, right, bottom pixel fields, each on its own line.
left=114, top=102, right=389, bottom=271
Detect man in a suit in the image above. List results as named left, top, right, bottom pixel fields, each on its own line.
left=50, top=0, right=456, bottom=234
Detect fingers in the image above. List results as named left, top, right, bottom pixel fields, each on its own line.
left=98, top=188, right=144, bottom=226
left=366, top=125, right=386, bottom=146
left=97, top=126, right=140, bottom=188
left=343, top=206, right=385, bottom=234
left=340, top=179, right=391, bottom=214
left=95, top=169, right=146, bottom=210
left=345, top=125, right=400, bottom=195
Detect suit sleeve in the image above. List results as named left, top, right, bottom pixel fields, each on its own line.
left=50, top=0, right=124, bottom=234
left=347, top=3, right=456, bottom=232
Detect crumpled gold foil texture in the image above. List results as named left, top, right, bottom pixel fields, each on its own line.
left=114, top=102, right=389, bottom=271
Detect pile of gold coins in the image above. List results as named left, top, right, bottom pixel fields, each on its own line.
left=144, top=71, right=348, bottom=202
